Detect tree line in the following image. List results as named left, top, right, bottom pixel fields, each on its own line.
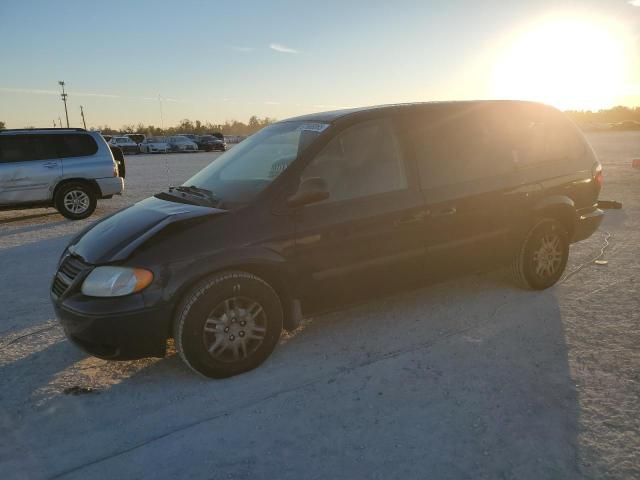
left=93, top=116, right=276, bottom=137
left=564, top=106, right=640, bottom=126
left=3, top=106, right=640, bottom=133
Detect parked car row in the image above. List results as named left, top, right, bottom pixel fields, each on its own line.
left=104, top=133, right=227, bottom=154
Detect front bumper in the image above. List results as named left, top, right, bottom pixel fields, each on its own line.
left=96, top=177, right=124, bottom=198
left=54, top=296, right=170, bottom=360
left=572, top=207, right=604, bottom=243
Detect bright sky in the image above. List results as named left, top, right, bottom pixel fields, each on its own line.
left=0, top=0, right=639, bottom=129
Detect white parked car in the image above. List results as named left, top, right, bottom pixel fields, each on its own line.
left=139, top=137, right=170, bottom=154
left=109, top=136, right=139, bottom=155
left=167, top=135, right=198, bottom=152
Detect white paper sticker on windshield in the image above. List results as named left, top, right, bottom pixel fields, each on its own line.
left=297, top=123, right=329, bottom=133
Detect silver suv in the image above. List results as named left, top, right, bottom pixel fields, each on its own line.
left=0, top=128, right=124, bottom=219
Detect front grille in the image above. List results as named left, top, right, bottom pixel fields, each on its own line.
left=51, top=276, right=67, bottom=298
left=51, top=255, right=89, bottom=299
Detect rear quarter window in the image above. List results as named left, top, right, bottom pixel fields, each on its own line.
left=57, top=134, right=99, bottom=158
left=510, top=107, right=585, bottom=166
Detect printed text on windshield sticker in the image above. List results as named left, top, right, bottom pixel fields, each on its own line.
left=297, top=123, right=329, bottom=133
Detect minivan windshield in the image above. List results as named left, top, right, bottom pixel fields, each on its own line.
left=183, top=121, right=328, bottom=207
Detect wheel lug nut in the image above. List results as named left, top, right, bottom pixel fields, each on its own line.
left=240, top=321, right=246, bottom=326
left=224, top=327, right=229, bottom=332
left=239, top=331, right=245, bottom=337
left=229, top=335, right=235, bottom=341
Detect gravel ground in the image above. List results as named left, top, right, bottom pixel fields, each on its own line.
left=0, top=134, right=638, bottom=479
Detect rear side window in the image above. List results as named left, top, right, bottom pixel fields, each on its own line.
left=409, top=107, right=516, bottom=190
left=0, top=135, right=59, bottom=163
left=57, top=134, right=98, bottom=158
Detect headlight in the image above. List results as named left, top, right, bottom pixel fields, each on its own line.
left=81, top=266, right=153, bottom=297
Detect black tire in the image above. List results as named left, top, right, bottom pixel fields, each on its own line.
left=512, top=218, right=569, bottom=290
left=173, top=271, right=284, bottom=378
left=54, top=182, right=97, bottom=220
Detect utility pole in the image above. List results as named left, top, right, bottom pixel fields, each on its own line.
left=58, top=116, right=63, bottom=128
left=58, top=81, right=69, bottom=128
left=80, top=105, right=87, bottom=129
left=53, top=120, right=57, bottom=128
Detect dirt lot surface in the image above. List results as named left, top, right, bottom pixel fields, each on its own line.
left=1, top=134, right=639, bottom=479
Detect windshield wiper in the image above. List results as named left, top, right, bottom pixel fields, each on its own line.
left=168, top=185, right=223, bottom=207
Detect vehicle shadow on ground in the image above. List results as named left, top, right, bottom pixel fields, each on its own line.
left=9, top=271, right=586, bottom=480
left=0, top=210, right=60, bottom=225
left=0, top=219, right=68, bottom=238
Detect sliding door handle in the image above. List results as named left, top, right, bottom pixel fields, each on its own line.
left=431, top=207, right=457, bottom=217
left=396, top=210, right=429, bottom=225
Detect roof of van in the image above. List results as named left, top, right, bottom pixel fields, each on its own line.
left=281, top=100, right=549, bottom=124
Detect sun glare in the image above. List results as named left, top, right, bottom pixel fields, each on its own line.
left=491, top=17, right=629, bottom=110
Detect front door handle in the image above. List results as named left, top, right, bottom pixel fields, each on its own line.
left=431, top=207, right=457, bottom=217
left=42, top=162, right=58, bottom=168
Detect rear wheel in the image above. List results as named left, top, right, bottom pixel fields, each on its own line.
left=512, top=218, right=569, bottom=289
left=54, top=182, right=97, bottom=220
left=173, top=271, right=283, bottom=378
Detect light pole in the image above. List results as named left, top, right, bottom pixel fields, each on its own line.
left=53, top=120, right=57, bottom=128
left=80, top=105, right=87, bottom=129
left=58, top=81, right=69, bottom=128
left=58, top=116, right=63, bottom=128
left=158, top=94, right=164, bottom=130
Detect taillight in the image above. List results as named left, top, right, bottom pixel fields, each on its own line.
left=593, top=161, right=603, bottom=188
left=113, top=163, right=119, bottom=177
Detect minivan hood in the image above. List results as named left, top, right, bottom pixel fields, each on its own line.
left=68, top=196, right=226, bottom=264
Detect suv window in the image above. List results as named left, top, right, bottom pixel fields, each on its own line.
left=0, top=134, right=58, bottom=163
left=410, top=109, right=515, bottom=190
left=57, top=134, right=98, bottom=158
left=301, top=119, right=407, bottom=204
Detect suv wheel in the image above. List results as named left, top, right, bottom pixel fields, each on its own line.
left=512, top=218, right=569, bottom=289
left=54, top=182, right=97, bottom=220
left=173, top=271, right=283, bottom=378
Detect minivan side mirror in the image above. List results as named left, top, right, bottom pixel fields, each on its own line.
left=287, top=177, right=329, bottom=208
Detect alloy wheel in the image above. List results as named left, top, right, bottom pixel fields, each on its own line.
left=63, top=190, right=90, bottom=214
left=202, top=297, right=267, bottom=363
left=532, top=233, right=563, bottom=278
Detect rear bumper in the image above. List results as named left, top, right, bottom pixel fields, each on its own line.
left=96, top=177, right=124, bottom=198
left=572, top=208, right=604, bottom=243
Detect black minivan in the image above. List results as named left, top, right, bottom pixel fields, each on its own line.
left=51, top=101, right=604, bottom=378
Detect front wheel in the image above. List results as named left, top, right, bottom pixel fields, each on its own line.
left=173, top=271, right=284, bottom=378
left=512, top=218, right=569, bottom=289
left=54, top=182, right=97, bottom=220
